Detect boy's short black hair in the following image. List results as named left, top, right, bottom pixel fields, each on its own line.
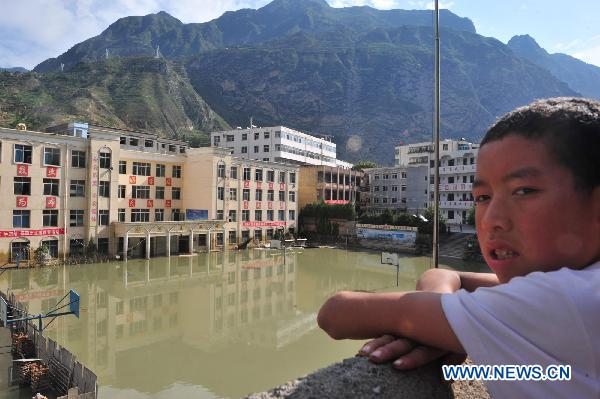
left=481, top=97, right=600, bottom=192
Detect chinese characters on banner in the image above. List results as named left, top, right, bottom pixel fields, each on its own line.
left=268, top=202, right=273, bottom=209
left=16, top=196, right=28, bottom=208
left=165, top=178, right=172, bottom=186
left=244, top=181, right=250, bottom=188
left=279, top=202, right=284, bottom=209
left=256, top=202, right=261, bottom=209
left=165, top=200, right=171, bottom=208
left=90, top=154, right=99, bottom=227
left=129, top=176, right=137, bottom=184
left=0, top=228, right=66, bottom=238
left=268, top=182, right=274, bottom=190
left=147, top=200, right=153, bottom=208
left=148, top=176, right=154, bottom=185
left=324, top=200, right=349, bottom=205
left=280, top=183, right=285, bottom=190
left=242, top=221, right=286, bottom=227
left=243, top=201, right=249, bottom=209
left=46, top=167, right=58, bottom=177
left=16, top=164, right=28, bottom=176
left=45, top=197, right=57, bottom=208
left=256, top=181, right=262, bottom=189
left=128, top=199, right=136, bottom=208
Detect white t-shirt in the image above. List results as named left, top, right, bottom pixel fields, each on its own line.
left=442, top=261, right=600, bottom=399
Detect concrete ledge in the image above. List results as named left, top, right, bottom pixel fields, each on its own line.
left=245, top=356, right=489, bottom=399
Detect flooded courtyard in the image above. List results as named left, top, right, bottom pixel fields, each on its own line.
left=0, top=248, right=487, bottom=398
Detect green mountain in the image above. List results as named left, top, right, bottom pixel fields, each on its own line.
left=0, top=57, right=229, bottom=145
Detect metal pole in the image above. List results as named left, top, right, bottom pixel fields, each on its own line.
left=432, top=0, right=441, bottom=268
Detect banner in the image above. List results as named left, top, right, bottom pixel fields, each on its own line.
left=242, top=221, right=286, bottom=227
left=0, top=228, right=65, bottom=238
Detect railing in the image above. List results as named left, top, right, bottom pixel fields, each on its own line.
left=438, top=182, right=472, bottom=192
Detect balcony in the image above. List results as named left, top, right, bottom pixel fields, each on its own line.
left=439, top=200, right=474, bottom=210
left=438, top=182, right=472, bottom=192
left=439, top=164, right=476, bottom=174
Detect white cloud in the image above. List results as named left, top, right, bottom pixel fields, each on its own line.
left=572, top=45, right=600, bottom=68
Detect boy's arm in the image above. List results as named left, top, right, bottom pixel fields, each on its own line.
left=317, top=290, right=465, bottom=354
left=416, top=268, right=499, bottom=293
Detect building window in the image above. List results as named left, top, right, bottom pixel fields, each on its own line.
left=14, top=177, right=31, bottom=195
left=229, top=188, right=237, bottom=201
left=267, top=210, right=274, bottom=221
left=172, top=209, right=183, bottom=221
left=217, top=164, right=226, bottom=178
left=391, top=173, right=397, bottom=179
left=392, top=197, right=398, bottom=203
left=217, top=187, right=224, bottom=200
left=264, top=145, right=269, bottom=152
left=99, top=152, right=111, bottom=169
left=129, top=138, right=139, bottom=146
left=228, top=230, right=237, bottom=243
left=254, top=132, right=260, bottom=140
left=255, top=189, right=263, bottom=201
left=132, top=186, right=150, bottom=199
left=70, top=210, right=84, bottom=227
left=99, top=181, right=110, bottom=197
left=119, top=161, right=127, bottom=174
left=43, top=210, right=58, bottom=227
left=290, top=173, right=296, bottom=184
left=14, top=144, right=32, bottom=164
left=145, top=139, right=154, bottom=148
left=264, top=132, right=270, bottom=139
left=11, top=241, right=30, bottom=261
left=133, top=162, right=151, bottom=176
left=216, top=210, right=224, bottom=220
left=13, top=210, right=30, bottom=228
left=242, top=210, right=250, bottom=221
left=289, top=210, right=295, bottom=221
left=238, top=188, right=249, bottom=201
left=278, top=210, right=285, bottom=221
left=382, top=186, right=388, bottom=192
left=289, top=191, right=295, bottom=202
left=267, top=170, right=275, bottom=182
left=228, top=210, right=237, bottom=222
left=131, top=209, right=150, bottom=222
left=172, top=165, right=182, bottom=178
left=253, top=146, right=259, bottom=153
left=226, top=135, right=235, bottom=142
left=120, top=136, right=127, bottom=145
left=401, top=185, right=406, bottom=191
left=402, top=171, right=407, bottom=178
left=118, top=208, right=125, bottom=222
left=241, top=146, right=248, bottom=154
left=243, top=167, right=251, bottom=180
left=255, top=169, right=263, bottom=181
left=267, top=190, right=274, bottom=201
left=155, top=209, right=164, bottom=222
left=72, top=150, right=86, bottom=168
left=42, top=239, right=59, bottom=258
left=278, top=190, right=285, bottom=201
left=254, top=210, right=262, bottom=221
left=230, top=166, right=238, bottom=179
left=172, top=187, right=181, bottom=200
left=374, top=186, right=380, bottom=192
left=69, top=239, right=84, bottom=255
left=43, top=179, right=59, bottom=196
left=156, top=164, right=165, bottom=177
left=382, top=198, right=388, bottom=204
left=169, top=145, right=176, bottom=153
left=242, top=133, right=247, bottom=141
left=392, top=185, right=398, bottom=192
left=155, top=186, right=164, bottom=199
left=443, top=144, right=449, bottom=151
left=99, top=210, right=109, bottom=226
left=67, top=180, right=85, bottom=198
left=374, top=174, right=380, bottom=180
left=213, top=136, right=220, bottom=146
left=118, top=185, right=126, bottom=198
left=43, top=147, right=61, bottom=166
left=279, top=172, right=286, bottom=183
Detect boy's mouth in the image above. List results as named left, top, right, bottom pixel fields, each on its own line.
left=490, top=249, right=520, bottom=260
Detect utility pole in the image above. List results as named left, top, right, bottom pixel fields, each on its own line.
left=432, top=0, right=441, bottom=268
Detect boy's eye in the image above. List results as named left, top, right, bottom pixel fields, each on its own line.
left=473, top=194, right=490, bottom=203
left=513, top=187, right=538, bottom=196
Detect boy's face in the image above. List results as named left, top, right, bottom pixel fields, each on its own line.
left=473, top=134, right=600, bottom=283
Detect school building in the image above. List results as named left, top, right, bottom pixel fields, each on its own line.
left=0, top=123, right=298, bottom=263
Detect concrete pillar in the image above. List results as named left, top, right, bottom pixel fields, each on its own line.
left=189, top=231, right=194, bottom=254
left=145, top=232, right=151, bottom=260
left=166, top=233, right=171, bottom=257
left=207, top=230, right=212, bottom=252
left=123, top=233, right=128, bottom=261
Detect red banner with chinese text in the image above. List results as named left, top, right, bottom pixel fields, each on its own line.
left=0, top=228, right=65, bottom=238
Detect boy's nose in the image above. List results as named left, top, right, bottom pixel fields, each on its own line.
left=479, top=198, right=512, bottom=232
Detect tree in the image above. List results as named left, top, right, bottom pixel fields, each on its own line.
left=351, top=160, right=378, bottom=171
left=467, top=205, right=476, bottom=226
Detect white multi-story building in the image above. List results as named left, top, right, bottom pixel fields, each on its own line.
left=395, top=139, right=479, bottom=225
left=211, top=126, right=341, bottom=167
left=363, top=166, right=429, bottom=215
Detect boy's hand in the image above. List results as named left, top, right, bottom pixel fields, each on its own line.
left=359, top=335, right=451, bottom=369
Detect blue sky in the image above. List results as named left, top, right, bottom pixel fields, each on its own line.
left=1, top=0, right=598, bottom=70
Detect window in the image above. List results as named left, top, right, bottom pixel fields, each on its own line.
left=14, top=144, right=32, bottom=164
left=391, top=197, right=398, bottom=203
left=264, top=145, right=269, bottom=152
left=172, top=187, right=181, bottom=200
left=217, top=187, right=224, bottom=200
left=226, top=135, right=235, bottom=142
left=99, top=210, right=109, bottom=226
left=169, top=145, right=176, bottom=153
left=172, top=165, right=182, bottom=178
left=43, top=147, right=61, bottom=166
left=443, top=143, right=449, bottom=151
left=229, top=230, right=237, bottom=243
left=242, top=210, right=250, bottom=221
left=43, top=210, right=58, bottom=227
left=229, top=188, right=237, bottom=201
left=241, top=146, right=248, bottom=154
left=99, top=181, right=110, bottom=197
left=384, top=174, right=389, bottom=179
left=382, top=186, right=388, bottom=192
left=237, top=188, right=248, bottom=202
left=401, top=184, right=406, bottom=191
left=374, top=186, right=380, bottom=192
left=290, top=173, right=296, bottom=184
left=129, top=137, right=139, bottom=146
left=402, top=171, right=407, bottom=178
left=120, top=137, right=126, bottom=145
left=448, top=159, right=455, bottom=167
left=72, top=150, right=86, bottom=168
left=253, top=145, right=259, bottom=153
left=382, top=198, right=388, bottom=204
left=392, top=185, right=398, bottom=192
left=99, top=152, right=111, bottom=169
left=267, top=190, right=274, bottom=201
left=391, top=173, right=397, bottom=179
left=216, top=210, right=224, bottom=220
left=145, top=139, right=154, bottom=148
left=448, top=176, right=455, bottom=183
left=230, top=166, right=238, bottom=179
left=267, top=210, right=274, bottom=221
left=289, top=191, right=295, bottom=202
left=243, top=168, right=251, bottom=180
left=279, top=172, right=286, bottom=183
left=118, top=208, right=125, bottom=222
left=131, top=209, right=150, bottom=222
left=14, top=177, right=31, bottom=195
left=156, top=164, right=165, bottom=177
left=213, top=135, right=220, bottom=146
left=267, top=170, right=275, bottom=182
left=242, top=133, right=247, bottom=141
left=448, top=210, right=455, bottom=219
left=172, top=209, right=183, bottom=221
left=42, top=239, right=59, bottom=258
left=70, top=210, right=84, bottom=227
left=13, top=210, right=30, bottom=228
left=217, top=164, right=226, bottom=178
left=70, top=180, right=85, bottom=197
left=278, top=190, right=285, bottom=201
left=278, top=210, right=285, bottom=221
left=374, top=174, right=380, bottom=180
left=132, top=186, right=150, bottom=199
left=228, top=210, right=237, bottom=222
left=43, top=179, right=59, bottom=196
left=255, top=189, right=263, bottom=201
left=155, top=209, right=164, bottom=222
left=255, top=169, right=263, bottom=181
left=254, top=132, right=260, bottom=140
left=155, top=186, right=164, bottom=199
left=133, top=162, right=151, bottom=176
left=264, top=132, right=270, bottom=139
left=11, top=241, right=30, bottom=261
left=69, top=239, right=84, bottom=255
left=119, top=161, right=127, bottom=174
left=255, top=210, right=262, bottom=221
left=118, top=185, right=126, bottom=198
left=288, top=210, right=295, bottom=221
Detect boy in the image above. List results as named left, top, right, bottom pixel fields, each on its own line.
left=318, top=97, right=600, bottom=398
